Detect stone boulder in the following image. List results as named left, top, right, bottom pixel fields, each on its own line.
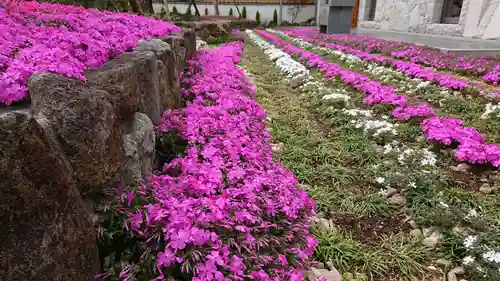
left=29, top=73, right=125, bottom=196
left=120, top=112, right=155, bottom=185
left=0, top=108, right=99, bottom=281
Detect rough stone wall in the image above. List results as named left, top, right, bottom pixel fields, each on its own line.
left=0, top=31, right=196, bottom=281
left=357, top=0, right=500, bottom=39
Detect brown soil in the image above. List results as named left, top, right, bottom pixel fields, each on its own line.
left=329, top=213, right=412, bottom=244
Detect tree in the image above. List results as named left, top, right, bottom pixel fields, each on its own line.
left=273, top=8, right=278, bottom=25
left=287, top=0, right=307, bottom=23
left=255, top=11, right=261, bottom=25
left=204, top=7, right=208, bottom=15
left=241, top=6, right=246, bottom=19
left=172, top=6, right=178, bottom=14
left=229, top=7, right=233, bottom=16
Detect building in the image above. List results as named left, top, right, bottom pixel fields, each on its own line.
left=355, top=0, right=500, bottom=39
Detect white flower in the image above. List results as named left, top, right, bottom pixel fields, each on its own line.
left=375, top=177, right=385, bottom=184
left=465, top=209, right=479, bottom=219
left=322, top=93, right=350, bottom=103
left=482, top=250, right=500, bottom=263
left=439, top=201, right=450, bottom=209
left=408, top=182, right=417, bottom=188
left=463, top=235, right=478, bottom=249
left=420, top=149, right=437, bottom=166
left=462, top=255, right=475, bottom=265
left=481, top=103, right=500, bottom=119
left=246, top=30, right=309, bottom=87
left=378, top=188, right=387, bottom=196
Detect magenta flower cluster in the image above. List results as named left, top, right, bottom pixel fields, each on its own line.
left=0, top=1, right=180, bottom=105
left=127, top=42, right=317, bottom=281
left=280, top=28, right=474, bottom=92
left=255, top=30, right=500, bottom=167
left=283, top=28, right=500, bottom=87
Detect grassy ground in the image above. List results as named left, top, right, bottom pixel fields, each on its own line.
left=239, top=38, right=500, bottom=281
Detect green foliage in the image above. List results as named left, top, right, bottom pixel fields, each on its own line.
left=172, top=6, right=178, bottom=14
left=242, top=6, right=247, bottom=19
left=273, top=8, right=278, bottom=24
left=204, top=7, right=209, bottom=15
left=186, top=6, right=192, bottom=16
left=229, top=8, right=233, bottom=16
left=255, top=11, right=261, bottom=24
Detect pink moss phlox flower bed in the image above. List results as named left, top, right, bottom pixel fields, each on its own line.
left=128, top=42, right=317, bottom=281
left=280, top=29, right=476, bottom=92
left=282, top=27, right=500, bottom=88
left=255, top=30, right=500, bottom=167
left=0, top=1, right=180, bottom=105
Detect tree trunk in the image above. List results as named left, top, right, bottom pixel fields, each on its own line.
left=215, top=0, right=220, bottom=15
left=140, top=0, right=154, bottom=14
left=162, top=0, right=170, bottom=16
left=129, top=0, right=144, bottom=14
left=84, top=0, right=95, bottom=8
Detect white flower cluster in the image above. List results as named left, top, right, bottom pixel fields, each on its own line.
left=341, top=109, right=398, bottom=138
left=299, top=80, right=351, bottom=105
left=238, top=65, right=255, bottom=85
left=196, top=39, right=208, bottom=50
left=267, top=29, right=458, bottom=101
left=480, top=103, right=500, bottom=119
left=245, top=30, right=309, bottom=87
left=382, top=141, right=437, bottom=167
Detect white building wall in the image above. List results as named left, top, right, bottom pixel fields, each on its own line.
left=153, top=3, right=316, bottom=23
left=356, top=0, right=500, bottom=39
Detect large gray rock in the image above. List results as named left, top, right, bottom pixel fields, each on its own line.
left=136, top=38, right=172, bottom=64
left=0, top=108, right=99, bottom=281
left=121, top=112, right=155, bottom=185
left=29, top=73, right=125, bottom=196
left=136, top=39, right=180, bottom=109
left=183, top=29, right=197, bottom=59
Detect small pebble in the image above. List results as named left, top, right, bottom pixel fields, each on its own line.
left=389, top=193, right=407, bottom=205
left=410, top=229, right=423, bottom=238
left=450, top=163, right=470, bottom=173
left=386, top=187, right=398, bottom=197
left=409, top=220, right=419, bottom=229
left=479, top=183, right=493, bottom=194
left=436, top=258, right=452, bottom=268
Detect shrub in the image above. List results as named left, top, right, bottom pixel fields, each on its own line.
left=229, top=19, right=259, bottom=30
left=229, top=7, right=233, bottom=16
left=172, top=6, right=178, bottom=14
left=204, top=7, right=209, bottom=15
left=96, top=42, right=317, bottom=281
left=186, top=6, right=192, bottom=16
left=255, top=11, right=261, bottom=25
left=273, top=8, right=278, bottom=25
left=242, top=6, right=247, bottom=19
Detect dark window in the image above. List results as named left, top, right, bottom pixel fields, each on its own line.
left=367, top=0, right=377, bottom=21
left=441, top=0, right=463, bottom=24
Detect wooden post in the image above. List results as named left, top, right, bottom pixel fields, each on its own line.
left=351, top=0, right=360, bottom=28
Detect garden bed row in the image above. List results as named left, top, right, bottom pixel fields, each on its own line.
left=96, top=41, right=318, bottom=281
left=285, top=28, right=500, bottom=87
left=254, top=29, right=500, bottom=168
